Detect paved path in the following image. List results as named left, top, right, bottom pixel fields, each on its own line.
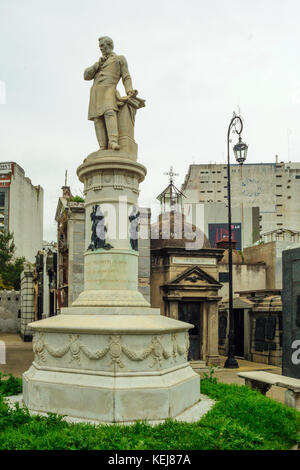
left=0, top=333, right=33, bottom=378
left=0, top=334, right=286, bottom=405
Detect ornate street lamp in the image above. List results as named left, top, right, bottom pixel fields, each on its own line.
left=224, top=113, right=248, bottom=369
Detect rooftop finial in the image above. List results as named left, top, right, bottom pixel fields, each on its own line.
left=163, top=166, right=179, bottom=185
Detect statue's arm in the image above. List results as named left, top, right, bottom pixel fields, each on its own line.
left=84, top=61, right=100, bottom=81
left=119, top=55, right=134, bottom=95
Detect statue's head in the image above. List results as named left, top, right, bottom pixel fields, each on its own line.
left=98, top=36, right=114, bottom=55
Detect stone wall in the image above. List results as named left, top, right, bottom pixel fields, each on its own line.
left=250, top=312, right=282, bottom=366
left=138, top=207, right=151, bottom=304
left=0, top=290, right=20, bottom=333
left=218, top=292, right=283, bottom=366
left=282, top=247, right=300, bottom=379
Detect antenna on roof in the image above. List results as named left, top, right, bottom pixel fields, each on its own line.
left=65, top=170, right=68, bottom=186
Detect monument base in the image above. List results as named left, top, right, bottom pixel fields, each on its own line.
left=23, top=308, right=200, bottom=423
left=23, top=362, right=199, bottom=423
left=6, top=393, right=214, bottom=426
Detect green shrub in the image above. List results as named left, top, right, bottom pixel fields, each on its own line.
left=0, top=373, right=22, bottom=397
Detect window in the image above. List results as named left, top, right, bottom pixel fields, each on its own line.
left=0, top=193, right=5, bottom=207
left=296, top=175, right=300, bottom=179
left=219, top=272, right=229, bottom=283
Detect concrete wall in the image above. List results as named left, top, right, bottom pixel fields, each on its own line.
left=244, top=240, right=300, bottom=289
left=9, top=163, right=43, bottom=263
left=0, top=290, right=20, bottom=333
left=218, top=264, right=266, bottom=298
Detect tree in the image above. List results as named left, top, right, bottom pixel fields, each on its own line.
left=0, top=232, right=25, bottom=290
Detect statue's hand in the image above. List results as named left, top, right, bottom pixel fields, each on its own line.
left=127, top=89, right=138, bottom=98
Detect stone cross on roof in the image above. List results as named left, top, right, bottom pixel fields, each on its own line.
left=164, top=166, right=179, bottom=184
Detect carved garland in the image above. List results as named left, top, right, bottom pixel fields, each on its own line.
left=33, top=332, right=189, bottom=368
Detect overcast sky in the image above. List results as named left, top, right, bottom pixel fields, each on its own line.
left=1, top=0, right=300, bottom=241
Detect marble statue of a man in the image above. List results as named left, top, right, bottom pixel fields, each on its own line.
left=84, top=36, right=136, bottom=151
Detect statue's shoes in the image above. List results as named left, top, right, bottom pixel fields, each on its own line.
left=111, top=142, right=120, bottom=151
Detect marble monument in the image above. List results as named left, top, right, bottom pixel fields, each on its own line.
left=23, top=36, right=200, bottom=423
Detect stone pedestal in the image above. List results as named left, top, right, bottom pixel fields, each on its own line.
left=23, top=148, right=200, bottom=423
left=23, top=309, right=200, bottom=422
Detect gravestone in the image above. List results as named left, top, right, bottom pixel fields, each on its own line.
left=282, top=247, right=300, bottom=379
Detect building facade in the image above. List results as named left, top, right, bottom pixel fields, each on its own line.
left=150, top=211, right=224, bottom=366
left=181, top=159, right=300, bottom=240
left=0, top=162, right=43, bottom=262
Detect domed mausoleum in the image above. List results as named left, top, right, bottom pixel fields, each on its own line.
left=150, top=170, right=224, bottom=366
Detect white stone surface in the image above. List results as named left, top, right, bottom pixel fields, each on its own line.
left=23, top=361, right=200, bottom=423
left=23, top=308, right=200, bottom=423
left=6, top=393, right=215, bottom=426
left=239, top=371, right=300, bottom=389
left=61, top=306, right=160, bottom=315
left=28, top=313, right=194, bottom=334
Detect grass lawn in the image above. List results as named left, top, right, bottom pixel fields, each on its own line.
left=0, top=371, right=299, bottom=450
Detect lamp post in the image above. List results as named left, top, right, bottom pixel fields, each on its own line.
left=224, top=113, right=248, bottom=369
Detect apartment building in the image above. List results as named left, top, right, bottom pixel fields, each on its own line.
left=0, top=162, right=43, bottom=262
left=181, top=158, right=300, bottom=242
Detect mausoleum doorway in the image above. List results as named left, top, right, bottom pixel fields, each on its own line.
left=178, top=301, right=203, bottom=360
left=233, top=308, right=244, bottom=357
